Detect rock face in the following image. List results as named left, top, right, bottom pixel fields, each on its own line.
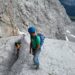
left=0, top=0, right=74, bottom=75
left=0, top=0, right=71, bottom=39
left=0, top=36, right=22, bottom=75
left=0, top=35, right=75, bottom=75
left=0, top=0, right=19, bottom=38
left=41, top=39, right=75, bottom=75
left=65, top=22, right=75, bottom=42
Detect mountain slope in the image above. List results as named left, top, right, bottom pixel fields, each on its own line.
left=4, top=35, right=74, bottom=75
left=0, top=0, right=71, bottom=39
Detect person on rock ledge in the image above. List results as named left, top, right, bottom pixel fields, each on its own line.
left=28, top=26, right=45, bottom=70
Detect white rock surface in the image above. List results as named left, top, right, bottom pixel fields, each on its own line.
left=0, top=36, right=22, bottom=75
left=4, top=35, right=75, bottom=75
left=40, top=39, right=75, bottom=75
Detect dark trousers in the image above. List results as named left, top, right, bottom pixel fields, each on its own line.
left=16, top=49, right=20, bottom=58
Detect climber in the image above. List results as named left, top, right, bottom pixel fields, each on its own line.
left=28, top=26, right=41, bottom=69
left=28, top=26, right=45, bottom=69
left=15, top=40, right=21, bottom=59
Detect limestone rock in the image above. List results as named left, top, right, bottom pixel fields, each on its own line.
left=0, top=35, right=75, bottom=75
left=0, top=36, right=22, bottom=75
left=0, top=0, right=71, bottom=39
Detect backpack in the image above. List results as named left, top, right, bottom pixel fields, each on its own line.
left=37, top=33, right=45, bottom=46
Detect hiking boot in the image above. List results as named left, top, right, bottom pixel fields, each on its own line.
left=35, top=65, right=39, bottom=70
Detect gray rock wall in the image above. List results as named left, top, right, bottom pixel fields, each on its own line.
left=8, top=36, right=75, bottom=75
left=0, top=0, right=71, bottom=39
left=0, top=36, right=22, bottom=75
left=0, top=35, right=75, bottom=75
